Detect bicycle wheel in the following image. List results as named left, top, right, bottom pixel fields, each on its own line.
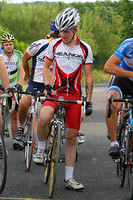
left=49, top=122, right=61, bottom=198
left=2, top=106, right=9, bottom=137
left=0, top=130, right=7, bottom=194
left=127, top=128, right=133, bottom=198
left=24, top=113, right=35, bottom=172
left=44, top=124, right=53, bottom=184
left=117, top=126, right=127, bottom=187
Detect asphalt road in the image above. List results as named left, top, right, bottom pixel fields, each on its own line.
left=0, top=80, right=130, bottom=200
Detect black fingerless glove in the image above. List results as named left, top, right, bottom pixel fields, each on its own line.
left=86, top=102, right=93, bottom=116
left=15, top=84, right=22, bottom=91
left=45, top=84, right=52, bottom=95
left=5, top=88, right=11, bottom=94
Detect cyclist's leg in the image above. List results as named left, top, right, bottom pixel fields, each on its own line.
left=106, top=89, right=120, bottom=142
left=37, top=105, right=55, bottom=141
left=18, top=94, right=31, bottom=125
left=65, top=128, right=78, bottom=167
left=33, top=105, right=55, bottom=164
left=10, top=110, right=24, bottom=151
left=14, top=94, right=31, bottom=141
left=10, top=111, right=18, bottom=138
left=64, top=102, right=84, bottom=190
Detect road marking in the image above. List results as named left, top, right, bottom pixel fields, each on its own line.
left=0, top=198, right=49, bottom=200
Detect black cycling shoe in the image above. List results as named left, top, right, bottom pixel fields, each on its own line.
left=13, top=142, right=24, bottom=151
left=109, top=145, right=120, bottom=159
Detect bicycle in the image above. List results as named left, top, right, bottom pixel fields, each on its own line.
left=17, top=89, right=41, bottom=172
left=108, top=94, right=133, bottom=197
left=0, top=86, right=20, bottom=193
left=40, top=95, right=85, bottom=198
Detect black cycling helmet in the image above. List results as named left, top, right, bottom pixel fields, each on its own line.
left=1, top=34, right=15, bottom=43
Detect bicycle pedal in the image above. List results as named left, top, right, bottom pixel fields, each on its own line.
left=5, top=133, right=10, bottom=137
left=113, top=158, right=120, bottom=163
left=60, top=158, right=65, bottom=163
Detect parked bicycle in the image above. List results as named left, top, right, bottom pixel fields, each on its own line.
left=40, top=96, right=85, bottom=198
left=108, top=94, right=133, bottom=198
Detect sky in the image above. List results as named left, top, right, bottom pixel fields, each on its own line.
left=2, top=0, right=98, bottom=3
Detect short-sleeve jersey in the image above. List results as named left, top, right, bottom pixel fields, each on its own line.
left=114, top=38, right=133, bottom=72
left=27, top=39, right=50, bottom=83
left=46, top=37, right=93, bottom=97
left=2, top=49, right=23, bottom=87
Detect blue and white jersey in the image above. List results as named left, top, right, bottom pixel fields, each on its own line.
left=27, top=39, right=49, bottom=83
left=114, top=38, right=133, bottom=72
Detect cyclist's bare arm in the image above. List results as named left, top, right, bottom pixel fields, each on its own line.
left=84, top=64, right=93, bottom=102
left=43, top=58, right=53, bottom=85
left=17, top=64, right=25, bottom=85
left=104, top=54, right=133, bottom=78
left=22, top=50, right=31, bottom=83
left=50, top=66, right=55, bottom=86
left=0, top=57, right=9, bottom=90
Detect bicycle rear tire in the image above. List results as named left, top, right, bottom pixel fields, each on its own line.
left=49, top=123, right=61, bottom=198
left=117, top=126, right=126, bottom=187
left=126, top=128, right=133, bottom=198
left=24, top=113, right=35, bottom=172
left=0, top=130, right=7, bottom=194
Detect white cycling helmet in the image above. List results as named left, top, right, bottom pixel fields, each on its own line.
left=55, top=7, right=80, bottom=31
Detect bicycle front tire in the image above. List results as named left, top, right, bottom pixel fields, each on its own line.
left=24, top=113, right=35, bottom=172
left=44, top=123, right=53, bottom=184
left=49, top=122, right=61, bottom=198
left=0, top=130, right=7, bottom=194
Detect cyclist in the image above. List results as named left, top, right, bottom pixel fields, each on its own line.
left=104, top=37, right=133, bottom=161
left=14, top=21, right=60, bottom=152
left=35, top=7, right=93, bottom=190
left=0, top=34, right=25, bottom=150
left=0, top=45, right=10, bottom=129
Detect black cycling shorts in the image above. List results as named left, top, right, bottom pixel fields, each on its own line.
left=108, top=76, right=133, bottom=98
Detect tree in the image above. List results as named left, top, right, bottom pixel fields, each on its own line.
left=117, top=0, right=133, bottom=40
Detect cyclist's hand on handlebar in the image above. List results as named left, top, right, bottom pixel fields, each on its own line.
left=15, top=84, right=22, bottom=91
left=5, top=88, right=12, bottom=97
left=85, top=102, right=93, bottom=116
left=44, top=84, right=55, bottom=96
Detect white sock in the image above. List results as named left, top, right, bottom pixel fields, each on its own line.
left=111, top=141, right=119, bottom=147
left=38, top=140, right=46, bottom=151
left=18, top=124, right=25, bottom=129
left=65, top=166, right=74, bottom=181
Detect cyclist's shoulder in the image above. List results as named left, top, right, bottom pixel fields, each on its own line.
left=28, top=39, right=49, bottom=51
left=119, top=38, right=133, bottom=49
left=13, top=49, right=23, bottom=57
left=50, top=38, right=62, bottom=46
left=78, top=38, right=92, bottom=51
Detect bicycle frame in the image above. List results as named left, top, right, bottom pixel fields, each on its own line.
left=108, top=95, right=133, bottom=197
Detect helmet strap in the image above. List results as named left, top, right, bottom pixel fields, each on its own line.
left=66, top=29, right=75, bottom=44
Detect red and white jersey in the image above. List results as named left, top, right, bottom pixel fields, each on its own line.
left=46, top=37, right=93, bottom=97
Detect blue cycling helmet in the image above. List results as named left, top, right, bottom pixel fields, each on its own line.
left=49, top=20, right=59, bottom=32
